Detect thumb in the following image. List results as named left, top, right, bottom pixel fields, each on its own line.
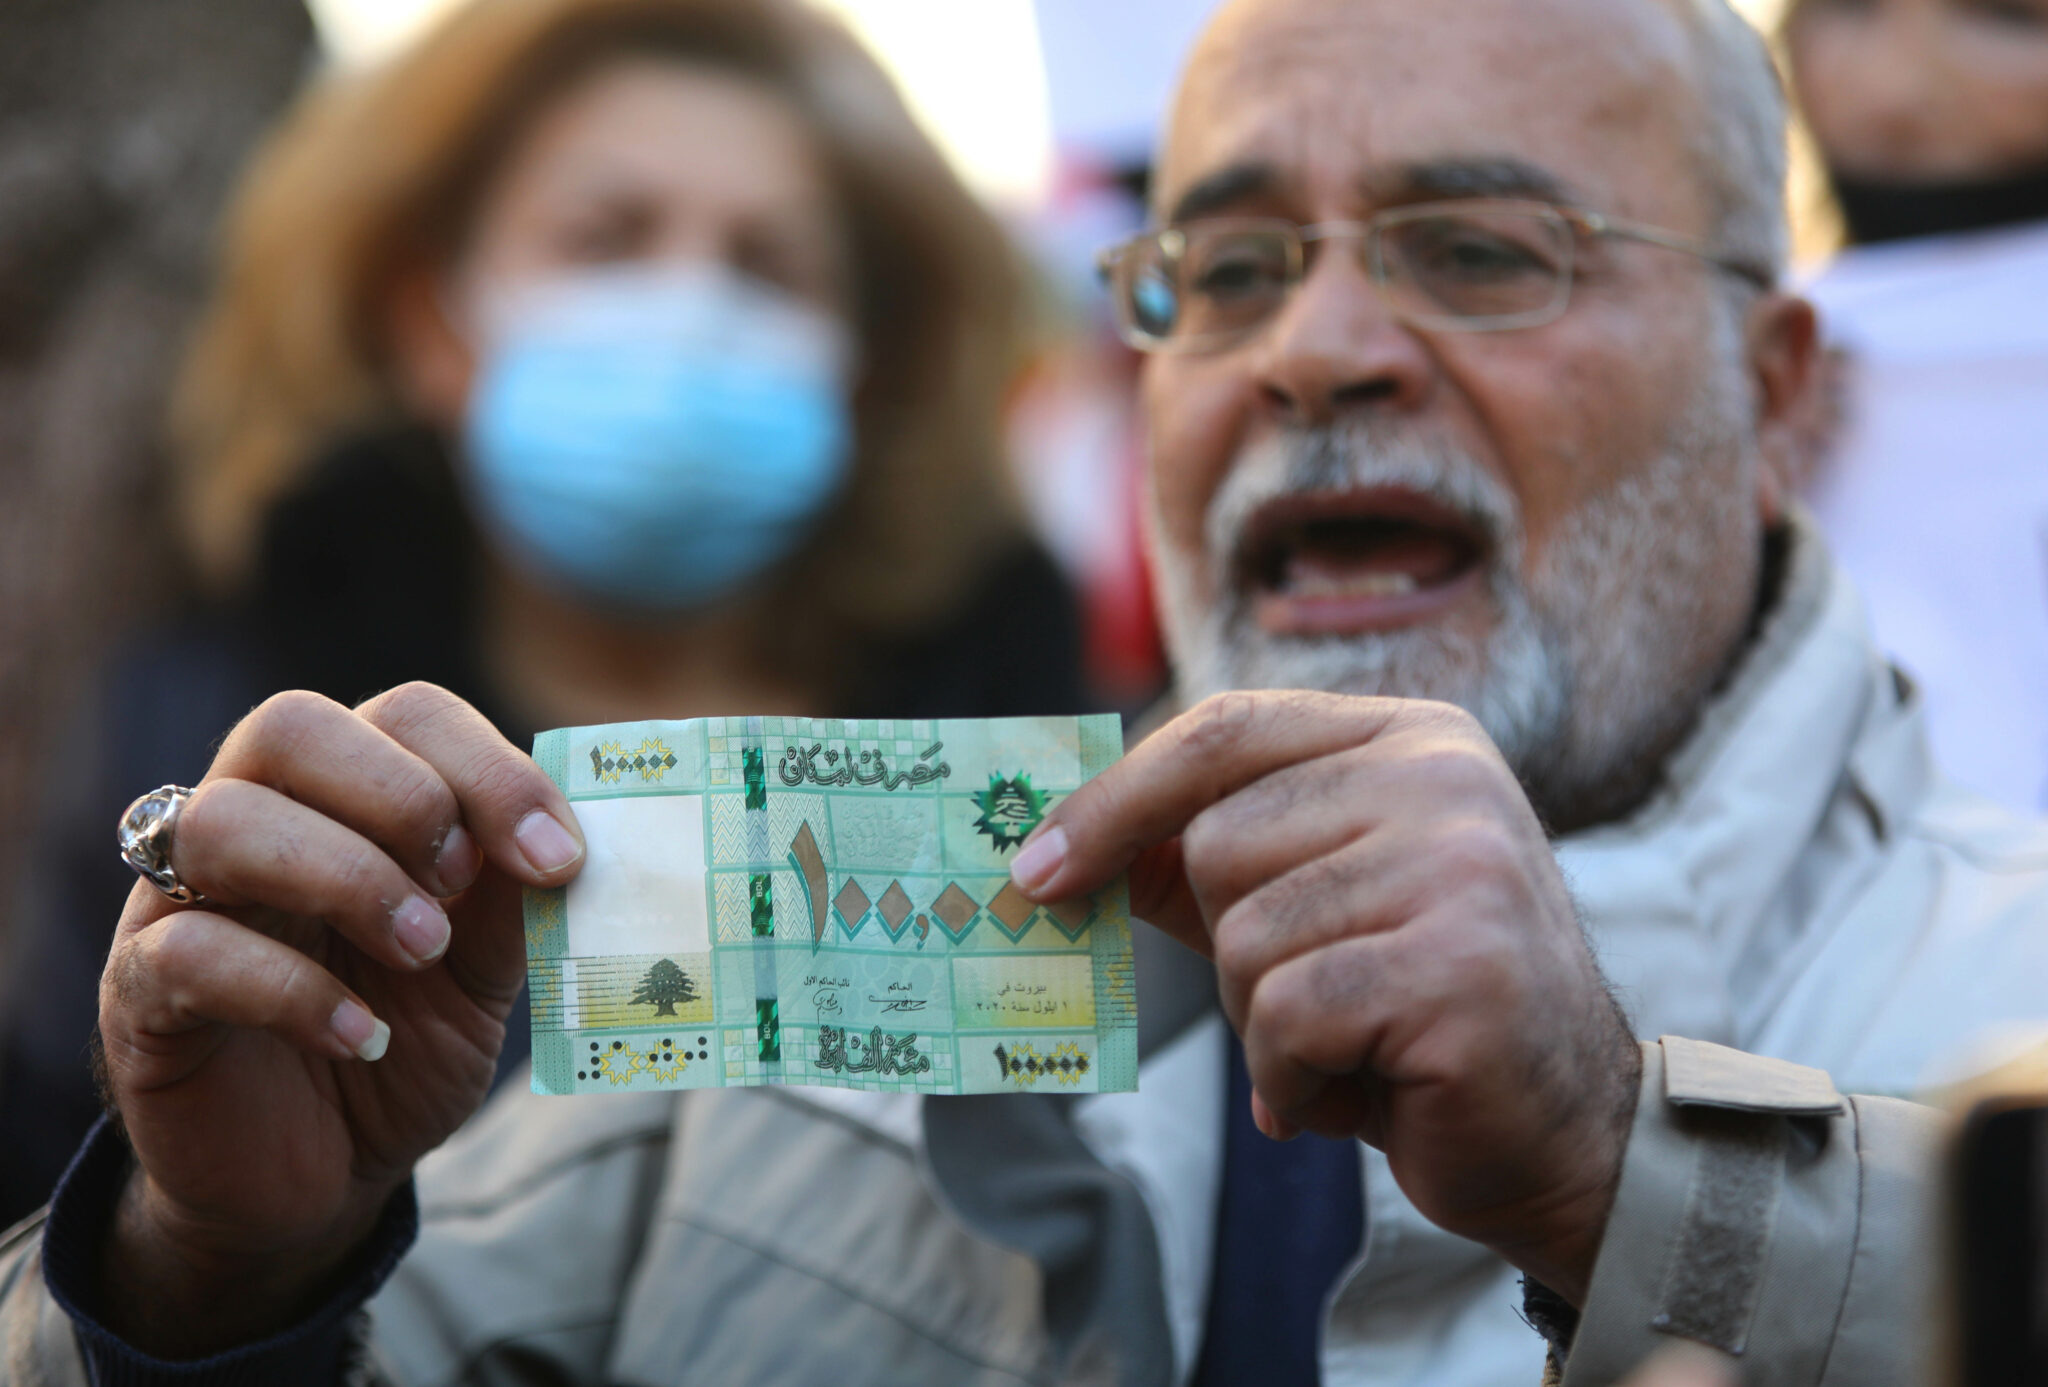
left=1615, top=1344, right=1741, bottom=1387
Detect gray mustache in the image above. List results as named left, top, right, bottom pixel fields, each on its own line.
left=1205, top=424, right=1522, bottom=579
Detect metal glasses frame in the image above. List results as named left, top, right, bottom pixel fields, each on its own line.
left=1095, top=198, right=1774, bottom=353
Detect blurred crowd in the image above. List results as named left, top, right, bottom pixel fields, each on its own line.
left=0, top=0, right=2044, bottom=1381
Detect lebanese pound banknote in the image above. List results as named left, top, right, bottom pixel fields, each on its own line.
left=524, top=713, right=1135, bottom=1097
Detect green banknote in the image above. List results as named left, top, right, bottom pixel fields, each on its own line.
left=525, top=714, right=1134, bottom=1097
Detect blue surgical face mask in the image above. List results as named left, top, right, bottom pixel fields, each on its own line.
left=461, top=264, right=855, bottom=612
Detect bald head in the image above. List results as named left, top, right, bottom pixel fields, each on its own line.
left=1161, top=0, right=1785, bottom=275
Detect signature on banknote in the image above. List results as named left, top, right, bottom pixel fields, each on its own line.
left=816, top=1025, right=932, bottom=1077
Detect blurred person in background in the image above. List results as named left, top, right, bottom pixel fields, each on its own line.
left=0, top=0, right=313, bottom=1229
left=0, top=0, right=1083, bottom=1229
left=1783, top=0, right=2048, bottom=813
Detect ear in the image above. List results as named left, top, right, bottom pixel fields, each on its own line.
left=1741, top=290, right=1820, bottom=527
left=383, top=267, right=476, bottom=433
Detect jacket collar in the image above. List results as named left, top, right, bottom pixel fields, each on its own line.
left=1556, top=510, right=1925, bottom=1039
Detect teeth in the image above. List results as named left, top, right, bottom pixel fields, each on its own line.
left=1286, top=570, right=1419, bottom=598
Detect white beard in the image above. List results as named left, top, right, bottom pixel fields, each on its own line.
left=1152, top=333, right=1759, bottom=827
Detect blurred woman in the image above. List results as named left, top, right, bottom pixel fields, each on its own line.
left=0, top=0, right=1084, bottom=1225
left=1784, top=0, right=2048, bottom=815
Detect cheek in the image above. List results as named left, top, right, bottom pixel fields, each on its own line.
left=1972, top=53, right=2048, bottom=162
left=1142, top=357, right=1251, bottom=555
left=1443, top=301, right=1708, bottom=553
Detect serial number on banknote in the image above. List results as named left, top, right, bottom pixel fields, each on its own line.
left=523, top=713, right=1135, bottom=1097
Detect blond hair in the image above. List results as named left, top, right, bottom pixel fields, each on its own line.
left=172, top=0, right=1026, bottom=642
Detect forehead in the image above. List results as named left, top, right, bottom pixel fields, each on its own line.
left=1160, top=0, right=1714, bottom=229
left=513, top=59, right=827, bottom=204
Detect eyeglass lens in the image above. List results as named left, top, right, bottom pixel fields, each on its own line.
left=1119, top=207, right=1577, bottom=348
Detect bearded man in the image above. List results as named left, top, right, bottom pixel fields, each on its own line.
left=4, top=0, right=2046, bottom=1384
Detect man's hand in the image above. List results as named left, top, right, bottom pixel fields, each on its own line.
left=94, top=683, right=584, bottom=1355
left=1009, top=691, right=1640, bottom=1303
left=1617, top=1346, right=1740, bottom=1387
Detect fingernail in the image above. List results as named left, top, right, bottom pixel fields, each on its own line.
left=435, top=823, right=480, bottom=894
left=392, top=895, right=451, bottom=965
left=331, top=999, right=390, bottom=1062
left=515, top=810, right=582, bottom=875
left=1009, top=825, right=1069, bottom=897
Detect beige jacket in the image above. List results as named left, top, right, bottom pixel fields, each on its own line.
left=3, top=517, right=2043, bottom=1386
left=0, top=1039, right=1955, bottom=1387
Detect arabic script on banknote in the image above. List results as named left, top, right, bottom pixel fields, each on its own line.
left=525, top=713, right=1134, bottom=1096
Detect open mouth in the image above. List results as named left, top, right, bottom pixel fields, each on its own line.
left=1237, top=488, right=1490, bottom=634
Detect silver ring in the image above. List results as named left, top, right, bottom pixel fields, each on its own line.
left=118, top=784, right=209, bottom=905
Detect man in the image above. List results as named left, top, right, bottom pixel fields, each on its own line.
left=3, top=0, right=2045, bottom=1384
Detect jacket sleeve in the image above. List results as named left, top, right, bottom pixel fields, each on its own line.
left=0, top=1118, right=413, bottom=1387
left=1553, top=1036, right=1941, bottom=1387
left=0, top=1082, right=675, bottom=1387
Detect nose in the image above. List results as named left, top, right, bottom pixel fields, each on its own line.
left=1246, top=240, right=1436, bottom=428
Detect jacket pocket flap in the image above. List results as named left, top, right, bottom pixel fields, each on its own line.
left=1660, top=1035, right=1846, bottom=1115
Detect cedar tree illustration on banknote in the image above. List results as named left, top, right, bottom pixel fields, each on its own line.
left=524, top=714, right=1135, bottom=1096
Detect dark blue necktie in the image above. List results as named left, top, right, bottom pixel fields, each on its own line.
left=1190, top=1031, right=1365, bottom=1387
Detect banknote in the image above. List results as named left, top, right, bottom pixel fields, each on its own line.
left=524, top=713, right=1135, bottom=1097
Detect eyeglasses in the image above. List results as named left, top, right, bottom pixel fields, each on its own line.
left=1095, top=198, right=1773, bottom=354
